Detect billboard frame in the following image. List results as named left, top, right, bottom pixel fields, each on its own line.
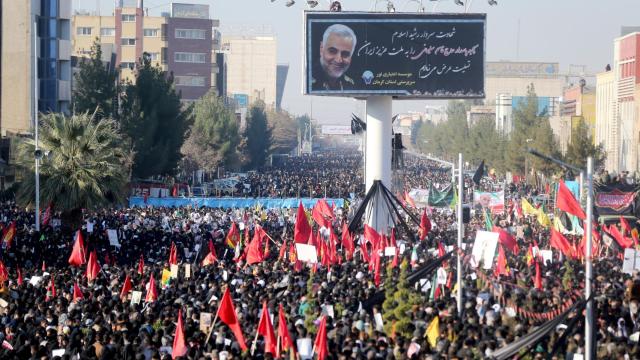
left=303, top=11, right=486, bottom=99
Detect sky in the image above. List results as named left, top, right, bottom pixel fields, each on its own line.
left=82, top=0, right=640, bottom=124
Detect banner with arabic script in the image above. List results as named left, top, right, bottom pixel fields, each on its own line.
left=304, top=12, right=486, bottom=98
left=594, top=183, right=640, bottom=217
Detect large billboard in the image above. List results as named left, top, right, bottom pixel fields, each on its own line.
left=304, top=12, right=486, bottom=98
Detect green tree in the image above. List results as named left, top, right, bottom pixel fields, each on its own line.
left=564, top=119, right=606, bottom=169
left=268, top=109, right=298, bottom=154
left=181, top=91, right=240, bottom=172
left=507, top=84, right=561, bottom=175
left=72, top=41, right=118, bottom=119
left=242, top=101, right=272, bottom=169
left=16, top=112, right=130, bottom=226
left=120, top=55, right=191, bottom=178
left=381, top=260, right=420, bottom=338
left=464, top=117, right=505, bottom=173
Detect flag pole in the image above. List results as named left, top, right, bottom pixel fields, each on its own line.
left=585, top=156, right=594, bottom=360
left=456, top=153, right=463, bottom=315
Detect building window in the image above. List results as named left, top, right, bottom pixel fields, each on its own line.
left=146, top=52, right=160, bottom=61
left=100, top=27, right=115, bottom=36
left=175, top=29, right=206, bottom=40
left=143, top=28, right=159, bottom=37
left=174, top=75, right=206, bottom=87
left=121, top=38, right=136, bottom=46
left=76, top=27, right=92, bottom=36
left=120, top=62, right=135, bottom=70
left=174, top=52, right=206, bottom=63
left=121, top=14, right=135, bottom=22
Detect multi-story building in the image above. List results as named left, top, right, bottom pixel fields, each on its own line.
left=596, top=31, right=640, bottom=173
left=72, top=1, right=219, bottom=102
left=486, top=61, right=564, bottom=136
left=551, top=82, right=597, bottom=154
left=222, top=35, right=277, bottom=107
left=1, top=0, right=72, bottom=136
left=276, top=64, right=289, bottom=111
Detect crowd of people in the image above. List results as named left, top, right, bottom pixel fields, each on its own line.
left=0, top=152, right=639, bottom=359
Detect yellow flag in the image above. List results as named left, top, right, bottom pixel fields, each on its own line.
left=425, top=316, right=439, bottom=348
left=521, top=198, right=537, bottom=216
left=537, top=210, right=551, bottom=228
left=553, top=216, right=567, bottom=233
left=161, top=269, right=171, bottom=286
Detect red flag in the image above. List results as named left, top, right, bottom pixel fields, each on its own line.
left=556, top=180, right=586, bottom=219
left=16, top=268, right=23, bottom=286
left=534, top=261, right=542, bottom=290
left=363, top=224, right=381, bottom=249
left=550, top=228, right=574, bottom=257
left=226, top=222, right=240, bottom=248
left=208, top=239, right=215, bottom=255
left=494, top=245, right=509, bottom=277
left=172, top=309, right=188, bottom=359
left=373, top=250, right=382, bottom=287
left=294, top=202, right=312, bottom=244
left=389, top=228, right=397, bottom=247
left=313, top=316, right=328, bottom=360
left=169, top=242, right=178, bottom=265
left=216, top=288, right=248, bottom=351
left=492, top=226, right=519, bottom=254
left=1, top=221, right=16, bottom=249
left=42, top=261, right=46, bottom=272
left=86, top=251, right=101, bottom=281
left=73, top=283, right=83, bottom=302
left=257, top=302, right=277, bottom=355
left=138, top=255, right=144, bottom=276
left=419, top=210, right=431, bottom=241
left=246, top=226, right=266, bottom=265
left=620, top=216, right=632, bottom=235
left=608, top=224, right=633, bottom=249
left=312, top=203, right=331, bottom=228
left=0, top=261, right=8, bottom=283
left=202, top=251, right=218, bottom=267
left=46, top=276, right=56, bottom=301
left=404, top=191, right=416, bottom=208
left=391, top=247, right=399, bottom=268
left=145, top=275, right=158, bottom=303
left=68, top=230, right=86, bottom=267
left=120, top=274, right=133, bottom=299
left=341, top=222, right=354, bottom=260
left=42, top=203, right=52, bottom=227
left=316, top=199, right=335, bottom=219
left=171, top=309, right=187, bottom=359
left=277, top=303, right=294, bottom=357
left=279, top=239, right=288, bottom=260
left=360, top=240, right=370, bottom=263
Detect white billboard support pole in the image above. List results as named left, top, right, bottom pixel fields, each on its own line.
left=457, top=153, right=464, bottom=314
left=365, top=96, right=392, bottom=232
left=585, top=156, right=594, bottom=360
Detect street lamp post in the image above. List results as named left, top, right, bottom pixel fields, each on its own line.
left=33, top=20, right=40, bottom=232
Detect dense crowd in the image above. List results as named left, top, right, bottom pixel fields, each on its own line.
left=0, top=153, right=639, bottom=360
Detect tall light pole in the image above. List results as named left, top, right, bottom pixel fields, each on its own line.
left=585, top=157, right=594, bottom=359
left=456, top=153, right=463, bottom=314
left=33, top=20, right=40, bottom=231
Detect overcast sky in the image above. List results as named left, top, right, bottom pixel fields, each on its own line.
left=84, top=0, right=640, bottom=124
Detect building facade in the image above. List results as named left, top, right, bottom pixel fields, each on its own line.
left=595, top=32, right=640, bottom=173
left=223, top=35, right=277, bottom=107
left=1, top=0, right=72, bottom=136
left=486, top=61, right=564, bottom=136
left=72, top=1, right=219, bottom=102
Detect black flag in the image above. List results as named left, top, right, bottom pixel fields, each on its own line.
left=472, top=160, right=485, bottom=185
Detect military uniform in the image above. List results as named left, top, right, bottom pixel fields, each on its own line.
left=311, top=63, right=355, bottom=91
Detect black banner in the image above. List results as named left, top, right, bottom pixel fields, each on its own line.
left=594, top=182, right=640, bottom=217
left=304, top=12, right=486, bottom=98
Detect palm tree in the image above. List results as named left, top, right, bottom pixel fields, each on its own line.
left=15, top=111, right=131, bottom=228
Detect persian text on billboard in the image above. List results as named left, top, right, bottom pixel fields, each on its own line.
left=304, top=12, right=486, bottom=98
left=172, top=3, right=209, bottom=19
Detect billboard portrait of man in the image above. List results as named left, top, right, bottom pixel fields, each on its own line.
left=312, top=24, right=357, bottom=91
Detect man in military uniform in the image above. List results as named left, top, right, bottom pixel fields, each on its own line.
left=312, top=24, right=357, bottom=91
